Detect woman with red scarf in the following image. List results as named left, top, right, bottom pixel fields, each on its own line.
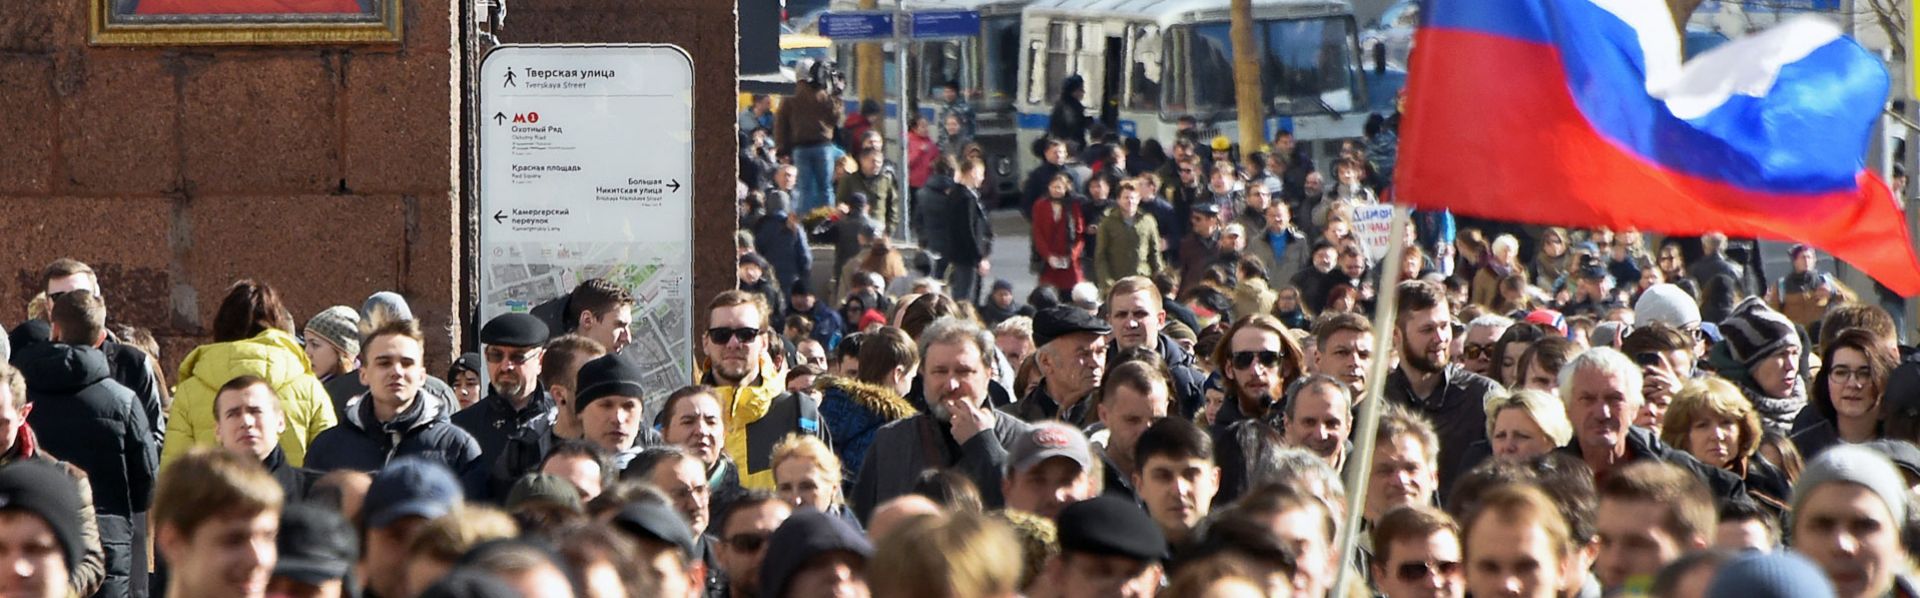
left=1031, top=173, right=1087, bottom=291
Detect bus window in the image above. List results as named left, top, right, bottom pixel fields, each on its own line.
left=1026, top=39, right=1050, bottom=106
left=1031, top=20, right=1100, bottom=106
left=1127, top=24, right=1162, bottom=112
left=1259, top=18, right=1359, bottom=113
left=982, top=15, right=1020, bottom=107
left=919, top=40, right=969, bottom=101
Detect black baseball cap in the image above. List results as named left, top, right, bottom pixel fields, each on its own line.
left=274, top=505, right=358, bottom=585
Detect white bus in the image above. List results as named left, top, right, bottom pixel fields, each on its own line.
left=1012, top=0, right=1368, bottom=178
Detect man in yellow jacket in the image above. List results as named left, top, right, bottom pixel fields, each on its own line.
left=699, top=291, right=829, bottom=490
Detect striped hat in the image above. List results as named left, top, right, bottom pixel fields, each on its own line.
left=1719, top=296, right=1799, bottom=368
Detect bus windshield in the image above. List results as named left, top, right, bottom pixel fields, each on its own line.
left=1171, top=17, right=1360, bottom=118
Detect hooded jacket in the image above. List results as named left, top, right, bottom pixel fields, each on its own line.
left=814, top=376, right=916, bottom=492
left=703, top=356, right=823, bottom=489
left=753, top=207, right=813, bottom=290
left=165, top=329, right=338, bottom=467
left=303, top=390, right=483, bottom=475
left=17, top=343, right=156, bottom=518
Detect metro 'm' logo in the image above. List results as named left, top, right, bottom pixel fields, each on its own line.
left=512, top=112, right=541, bottom=123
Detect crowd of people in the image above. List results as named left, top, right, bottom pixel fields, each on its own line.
left=0, top=70, right=1909, bottom=598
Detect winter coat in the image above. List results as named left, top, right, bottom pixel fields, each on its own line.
left=1020, top=162, right=1065, bottom=218
left=814, top=376, right=916, bottom=493
left=98, top=340, right=166, bottom=447
left=1047, top=75, right=1090, bottom=150
left=1247, top=226, right=1310, bottom=287
left=1005, top=384, right=1095, bottom=428
left=452, top=386, right=556, bottom=467
left=824, top=211, right=880, bottom=284
left=753, top=211, right=813, bottom=290
left=1555, top=427, right=1747, bottom=503
left=324, top=371, right=458, bottom=426
left=166, top=329, right=337, bottom=467
left=914, top=179, right=956, bottom=259
left=908, top=131, right=940, bottom=188
left=1032, top=198, right=1087, bottom=290
left=945, top=185, right=994, bottom=266
left=773, top=80, right=841, bottom=152
left=304, top=391, right=483, bottom=475
left=1092, top=210, right=1164, bottom=291
left=700, top=357, right=812, bottom=490
left=1708, top=343, right=1808, bottom=436
left=837, top=173, right=900, bottom=239
left=1177, top=233, right=1224, bottom=297
left=851, top=412, right=1033, bottom=521
left=17, top=343, right=156, bottom=518
left=489, top=418, right=662, bottom=501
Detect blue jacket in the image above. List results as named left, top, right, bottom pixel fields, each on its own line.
left=306, top=391, right=483, bottom=476
left=753, top=211, right=813, bottom=290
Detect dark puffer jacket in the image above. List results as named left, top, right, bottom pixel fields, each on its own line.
left=16, top=343, right=156, bottom=598
left=814, top=376, right=916, bottom=492
left=305, top=391, right=483, bottom=476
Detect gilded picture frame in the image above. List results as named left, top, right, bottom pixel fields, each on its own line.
left=90, top=0, right=403, bottom=46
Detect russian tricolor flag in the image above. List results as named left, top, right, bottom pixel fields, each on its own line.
left=1396, top=0, right=1920, bottom=295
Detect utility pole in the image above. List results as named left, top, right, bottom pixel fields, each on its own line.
left=857, top=0, right=884, bottom=107
left=1230, top=0, right=1264, bottom=152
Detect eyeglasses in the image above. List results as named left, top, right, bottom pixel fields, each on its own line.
left=1829, top=367, right=1873, bottom=384
left=1394, top=560, right=1462, bottom=582
left=1231, top=350, right=1281, bottom=369
left=725, top=533, right=771, bottom=553
left=1462, top=342, right=1495, bottom=360
left=484, top=348, right=541, bottom=365
left=706, top=327, right=765, bottom=345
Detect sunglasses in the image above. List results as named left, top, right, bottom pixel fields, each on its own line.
left=1231, top=350, right=1281, bottom=369
left=725, top=532, right=771, bottom=553
left=706, top=327, right=765, bottom=345
left=1394, top=560, right=1462, bottom=582
left=484, top=348, right=541, bottom=365
left=1462, top=342, right=1496, bottom=360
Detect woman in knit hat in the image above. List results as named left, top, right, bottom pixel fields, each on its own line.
left=302, top=306, right=360, bottom=384
left=1709, top=297, right=1808, bottom=435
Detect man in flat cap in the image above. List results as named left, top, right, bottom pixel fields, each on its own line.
left=1006, top=305, right=1110, bottom=427
left=455, top=313, right=553, bottom=465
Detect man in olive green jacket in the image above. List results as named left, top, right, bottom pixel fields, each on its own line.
left=1093, top=180, right=1166, bottom=292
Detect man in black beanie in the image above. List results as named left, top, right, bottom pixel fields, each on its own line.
left=0, top=460, right=88, bottom=598
left=570, top=354, right=658, bottom=469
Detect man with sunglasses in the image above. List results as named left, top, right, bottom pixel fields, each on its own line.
left=701, top=290, right=828, bottom=490
left=1383, top=281, right=1503, bottom=494
left=453, top=313, right=553, bottom=466
left=1459, top=315, right=1513, bottom=379
left=712, top=490, right=791, bottom=598
left=1370, top=505, right=1465, bottom=598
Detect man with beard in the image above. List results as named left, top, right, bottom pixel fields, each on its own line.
left=1311, top=312, right=1374, bottom=397
left=851, top=317, right=1033, bottom=520
left=1104, top=277, right=1206, bottom=418
left=1206, top=314, right=1306, bottom=503
left=1007, top=306, right=1110, bottom=426
left=1553, top=348, right=1743, bottom=500
left=1282, top=375, right=1352, bottom=471
left=454, top=313, right=553, bottom=466
left=700, top=291, right=828, bottom=490
left=1382, top=281, right=1502, bottom=492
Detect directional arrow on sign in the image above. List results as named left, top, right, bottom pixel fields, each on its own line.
left=668, top=179, right=682, bottom=193
left=493, top=210, right=507, bottom=224
left=493, top=112, right=507, bottom=125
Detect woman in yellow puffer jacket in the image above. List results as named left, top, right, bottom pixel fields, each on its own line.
left=162, top=280, right=337, bottom=467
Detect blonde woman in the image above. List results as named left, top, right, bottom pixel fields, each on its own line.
left=1662, top=378, right=1792, bottom=510
left=1484, top=389, right=1573, bottom=460
left=771, top=434, right=863, bottom=531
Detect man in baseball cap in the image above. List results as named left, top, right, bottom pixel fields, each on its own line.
left=1046, top=495, right=1168, bottom=598
left=358, top=458, right=464, bottom=598
left=1005, top=306, right=1111, bottom=426
left=269, top=504, right=358, bottom=598
left=1002, top=421, right=1100, bottom=519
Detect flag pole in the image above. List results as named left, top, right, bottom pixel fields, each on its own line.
left=1329, top=203, right=1412, bottom=598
